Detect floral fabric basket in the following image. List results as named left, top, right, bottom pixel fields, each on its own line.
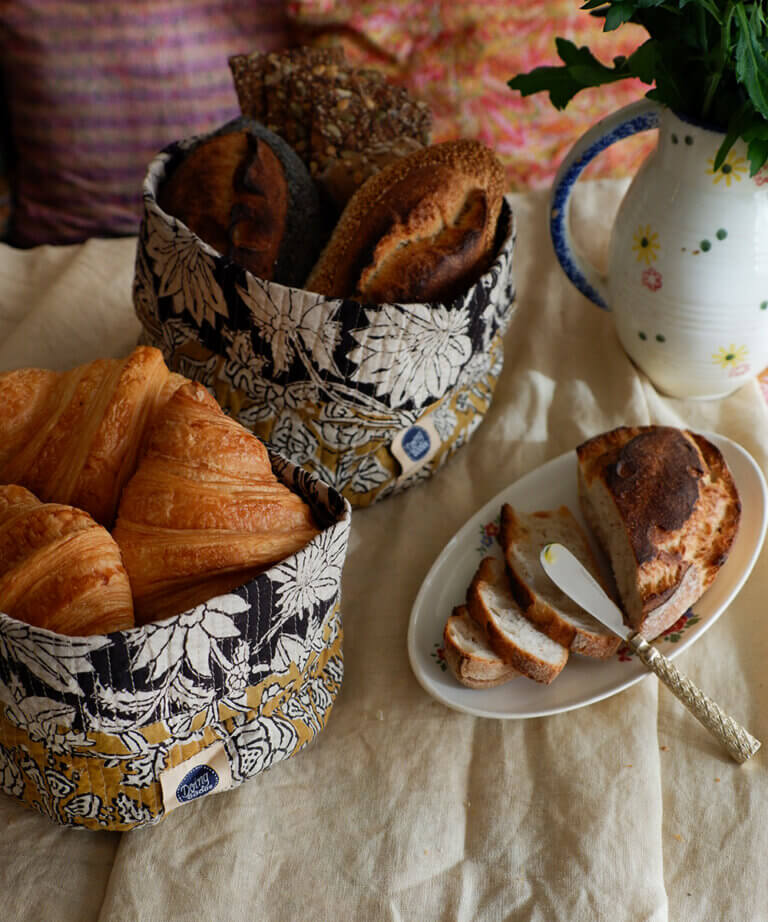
left=134, top=134, right=517, bottom=506
left=0, top=455, right=350, bottom=831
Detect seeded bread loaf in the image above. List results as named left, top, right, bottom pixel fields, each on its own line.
left=576, top=426, right=740, bottom=640
left=500, top=504, right=621, bottom=658
left=228, top=46, right=431, bottom=177
left=443, top=605, right=519, bottom=689
left=466, top=557, right=568, bottom=684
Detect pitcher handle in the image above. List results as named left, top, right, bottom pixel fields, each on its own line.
left=550, top=99, right=661, bottom=310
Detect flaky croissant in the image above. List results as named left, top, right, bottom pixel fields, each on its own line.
left=0, top=346, right=185, bottom=527
left=0, top=484, right=135, bottom=635
left=112, top=381, right=320, bottom=623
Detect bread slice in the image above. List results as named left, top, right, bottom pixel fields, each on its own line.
left=443, top=605, right=519, bottom=689
left=499, top=504, right=621, bottom=658
left=466, top=557, right=568, bottom=684
left=577, top=426, right=740, bottom=641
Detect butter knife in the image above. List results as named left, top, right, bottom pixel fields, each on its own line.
left=540, top=542, right=761, bottom=764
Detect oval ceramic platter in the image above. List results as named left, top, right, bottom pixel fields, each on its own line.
left=407, top=433, right=767, bottom=719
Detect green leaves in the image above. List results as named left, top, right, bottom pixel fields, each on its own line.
left=734, top=3, right=768, bottom=119
left=508, top=0, right=768, bottom=174
left=508, top=39, right=634, bottom=109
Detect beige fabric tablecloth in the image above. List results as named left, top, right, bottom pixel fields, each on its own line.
left=1, top=182, right=767, bottom=922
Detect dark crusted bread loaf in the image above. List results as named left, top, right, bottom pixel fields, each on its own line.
left=305, top=139, right=506, bottom=304
left=158, top=118, right=322, bottom=287
left=577, top=426, right=740, bottom=640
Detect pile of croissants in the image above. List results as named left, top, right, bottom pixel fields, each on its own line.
left=0, top=347, right=320, bottom=636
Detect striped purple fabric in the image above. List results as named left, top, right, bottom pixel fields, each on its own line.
left=0, top=1, right=291, bottom=245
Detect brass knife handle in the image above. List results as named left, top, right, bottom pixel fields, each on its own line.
left=627, top=634, right=761, bottom=764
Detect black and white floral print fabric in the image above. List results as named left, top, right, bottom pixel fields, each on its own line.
left=0, top=455, right=350, bottom=830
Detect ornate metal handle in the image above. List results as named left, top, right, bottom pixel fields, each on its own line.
left=627, top=634, right=761, bottom=764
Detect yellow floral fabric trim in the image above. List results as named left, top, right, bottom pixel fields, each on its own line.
left=167, top=334, right=506, bottom=507
left=1, top=609, right=343, bottom=831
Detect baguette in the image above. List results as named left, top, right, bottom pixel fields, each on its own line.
left=500, top=504, right=621, bottom=658
left=466, top=557, right=568, bottom=685
left=443, top=605, right=519, bottom=689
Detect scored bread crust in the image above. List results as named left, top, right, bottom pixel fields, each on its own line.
left=576, top=426, right=740, bottom=640
left=466, top=557, right=568, bottom=684
left=500, top=504, right=621, bottom=658
left=443, top=605, right=518, bottom=689
left=305, top=139, right=505, bottom=303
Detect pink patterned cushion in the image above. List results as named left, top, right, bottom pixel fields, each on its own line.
left=289, top=0, right=653, bottom=191
left=0, top=1, right=290, bottom=246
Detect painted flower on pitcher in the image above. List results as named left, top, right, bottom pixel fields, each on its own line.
left=708, top=151, right=748, bottom=186
left=632, top=225, right=660, bottom=265
left=641, top=267, right=663, bottom=292
left=712, top=344, right=749, bottom=370
left=753, top=166, right=768, bottom=187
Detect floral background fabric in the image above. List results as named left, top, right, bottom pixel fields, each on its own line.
left=289, top=0, right=653, bottom=190
left=0, top=454, right=351, bottom=831
left=135, top=137, right=517, bottom=506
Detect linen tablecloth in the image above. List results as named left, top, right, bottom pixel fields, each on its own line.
left=1, top=181, right=766, bottom=922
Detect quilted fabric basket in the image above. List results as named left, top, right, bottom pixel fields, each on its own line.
left=134, top=131, right=517, bottom=506
left=0, top=454, right=350, bottom=831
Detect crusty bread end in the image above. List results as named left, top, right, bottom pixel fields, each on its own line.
left=443, top=605, right=518, bottom=689
left=466, top=557, right=568, bottom=684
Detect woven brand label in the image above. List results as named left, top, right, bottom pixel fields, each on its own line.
left=391, top=417, right=441, bottom=480
left=160, top=741, right=233, bottom=814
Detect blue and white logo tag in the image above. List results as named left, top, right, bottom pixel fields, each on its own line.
left=176, top=764, right=219, bottom=803
left=401, top=426, right=431, bottom=462
left=391, top=416, right=441, bottom=481
left=160, top=741, right=233, bottom=813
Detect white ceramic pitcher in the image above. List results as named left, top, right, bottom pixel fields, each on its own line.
left=551, top=100, right=768, bottom=399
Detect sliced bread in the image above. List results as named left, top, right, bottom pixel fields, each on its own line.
left=500, top=504, right=621, bottom=658
left=466, top=557, right=569, bottom=684
left=577, top=426, right=740, bottom=640
left=443, top=605, right=519, bottom=689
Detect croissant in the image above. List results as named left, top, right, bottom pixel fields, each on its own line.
left=0, top=484, right=135, bottom=635
left=112, top=381, right=320, bottom=623
left=0, top=346, right=184, bottom=527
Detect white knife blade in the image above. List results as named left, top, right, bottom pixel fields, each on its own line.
left=538, top=542, right=761, bottom=763
left=539, top=542, right=630, bottom=641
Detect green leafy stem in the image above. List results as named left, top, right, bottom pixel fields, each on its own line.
left=508, top=1, right=768, bottom=174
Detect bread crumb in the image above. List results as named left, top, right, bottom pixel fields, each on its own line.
left=673, top=834, right=683, bottom=842
left=715, top=777, right=720, bottom=783
left=464, top=800, right=471, bottom=808
left=375, top=710, right=384, bottom=721
left=660, top=745, right=669, bottom=751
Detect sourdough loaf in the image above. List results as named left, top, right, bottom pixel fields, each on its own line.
left=500, top=504, right=621, bottom=657
left=305, top=139, right=506, bottom=304
left=466, top=557, right=568, bottom=684
left=443, top=605, right=518, bottom=689
left=158, top=119, right=322, bottom=287
left=576, top=426, right=740, bottom=640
